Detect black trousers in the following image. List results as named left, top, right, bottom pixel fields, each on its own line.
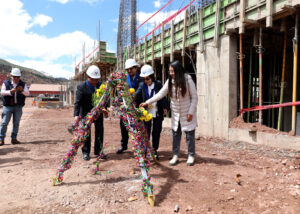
left=82, top=114, right=104, bottom=155
left=120, top=118, right=129, bottom=149
left=144, top=117, right=163, bottom=151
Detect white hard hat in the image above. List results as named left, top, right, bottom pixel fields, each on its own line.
left=140, top=65, right=154, bottom=77
left=86, top=65, right=101, bottom=79
left=125, top=59, right=138, bottom=70
left=11, top=68, right=21, bottom=76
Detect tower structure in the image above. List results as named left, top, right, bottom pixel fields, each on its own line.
left=117, top=0, right=136, bottom=69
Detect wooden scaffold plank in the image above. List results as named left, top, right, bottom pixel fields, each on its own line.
left=152, top=32, right=155, bottom=67
left=182, top=10, right=188, bottom=66
left=144, top=36, right=147, bottom=64
left=170, top=20, right=175, bottom=62
left=198, top=7, right=204, bottom=53
left=214, top=0, right=221, bottom=48
left=266, top=0, right=273, bottom=27
left=239, top=0, right=246, bottom=34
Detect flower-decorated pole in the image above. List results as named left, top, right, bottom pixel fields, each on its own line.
left=105, top=70, right=154, bottom=206
left=53, top=70, right=155, bottom=206
left=52, top=84, right=110, bottom=185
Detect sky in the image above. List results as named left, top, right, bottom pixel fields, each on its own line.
left=0, top=0, right=194, bottom=79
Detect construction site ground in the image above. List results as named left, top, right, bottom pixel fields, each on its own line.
left=1, top=98, right=300, bottom=214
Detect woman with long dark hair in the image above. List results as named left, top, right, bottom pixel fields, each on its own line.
left=140, top=61, right=198, bottom=166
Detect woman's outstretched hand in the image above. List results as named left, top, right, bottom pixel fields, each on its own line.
left=139, top=102, right=148, bottom=107
left=187, top=114, right=193, bottom=122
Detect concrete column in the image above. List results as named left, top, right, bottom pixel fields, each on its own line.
left=196, top=35, right=237, bottom=139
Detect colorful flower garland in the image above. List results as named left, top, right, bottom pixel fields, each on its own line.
left=53, top=70, right=155, bottom=206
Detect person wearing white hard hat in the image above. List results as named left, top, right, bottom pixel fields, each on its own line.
left=0, top=68, right=30, bottom=146
left=137, top=64, right=168, bottom=160
left=116, top=58, right=143, bottom=154
left=74, top=65, right=108, bottom=161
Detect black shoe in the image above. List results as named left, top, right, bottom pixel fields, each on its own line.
left=0, top=139, right=4, bottom=146
left=11, top=139, right=21, bottom=144
left=154, top=150, right=159, bottom=160
left=116, top=147, right=127, bottom=154
left=83, top=153, right=90, bottom=161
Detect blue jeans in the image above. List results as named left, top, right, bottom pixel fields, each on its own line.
left=0, top=105, right=23, bottom=140
left=172, top=122, right=195, bottom=156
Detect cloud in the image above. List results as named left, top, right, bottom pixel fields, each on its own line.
left=154, top=0, right=162, bottom=8
left=8, top=58, right=73, bottom=79
left=50, top=0, right=102, bottom=5
left=31, top=14, right=53, bottom=27
left=79, top=0, right=101, bottom=5
left=49, top=0, right=70, bottom=4
left=0, top=0, right=95, bottom=78
left=110, top=18, right=119, bottom=23
left=137, top=10, right=184, bottom=28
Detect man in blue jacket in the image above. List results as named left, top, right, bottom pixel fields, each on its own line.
left=74, top=65, right=107, bottom=161
left=0, top=68, right=30, bottom=145
left=116, top=59, right=143, bottom=154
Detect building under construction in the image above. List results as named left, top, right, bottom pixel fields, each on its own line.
left=63, top=40, right=116, bottom=106
left=65, top=0, right=300, bottom=149
left=118, top=0, right=300, bottom=149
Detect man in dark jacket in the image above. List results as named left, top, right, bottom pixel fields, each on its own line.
left=0, top=68, right=30, bottom=145
left=74, top=65, right=107, bottom=161
left=116, top=58, right=143, bottom=154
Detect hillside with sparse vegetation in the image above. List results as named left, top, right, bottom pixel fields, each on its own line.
left=0, top=59, right=69, bottom=85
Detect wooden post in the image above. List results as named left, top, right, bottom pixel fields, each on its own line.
left=134, top=44, right=137, bottom=61
left=151, top=32, right=155, bottom=67
left=170, top=20, right=175, bottom=62
left=162, top=63, right=165, bottom=85
left=139, top=43, right=142, bottom=63
left=161, top=22, right=165, bottom=84
left=278, top=21, right=287, bottom=131
left=247, top=47, right=253, bottom=122
left=182, top=10, right=188, bottom=67
left=239, top=0, right=246, bottom=34
left=99, top=20, right=101, bottom=63
left=266, top=0, right=273, bottom=27
left=144, top=36, right=147, bottom=64
left=198, top=7, right=204, bottom=53
left=239, top=34, right=244, bottom=114
left=258, top=26, right=263, bottom=124
left=214, top=0, right=221, bottom=48
left=292, top=14, right=298, bottom=135
left=161, top=22, right=165, bottom=66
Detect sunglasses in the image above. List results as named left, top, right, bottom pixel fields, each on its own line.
left=12, top=76, right=20, bottom=79
left=143, top=77, right=151, bottom=81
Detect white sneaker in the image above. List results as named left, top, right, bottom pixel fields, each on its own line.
left=169, top=155, right=178, bottom=166
left=186, top=155, right=194, bottom=166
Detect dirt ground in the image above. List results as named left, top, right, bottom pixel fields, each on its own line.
left=1, top=98, right=300, bottom=214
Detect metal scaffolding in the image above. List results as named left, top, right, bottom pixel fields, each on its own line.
left=117, top=0, right=136, bottom=69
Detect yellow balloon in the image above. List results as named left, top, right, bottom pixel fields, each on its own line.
left=145, top=114, right=152, bottom=122
left=143, top=110, right=148, bottom=117
left=129, top=88, right=135, bottom=94
left=140, top=116, right=145, bottom=121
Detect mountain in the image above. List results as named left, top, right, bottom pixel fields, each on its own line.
left=0, top=59, right=69, bottom=85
